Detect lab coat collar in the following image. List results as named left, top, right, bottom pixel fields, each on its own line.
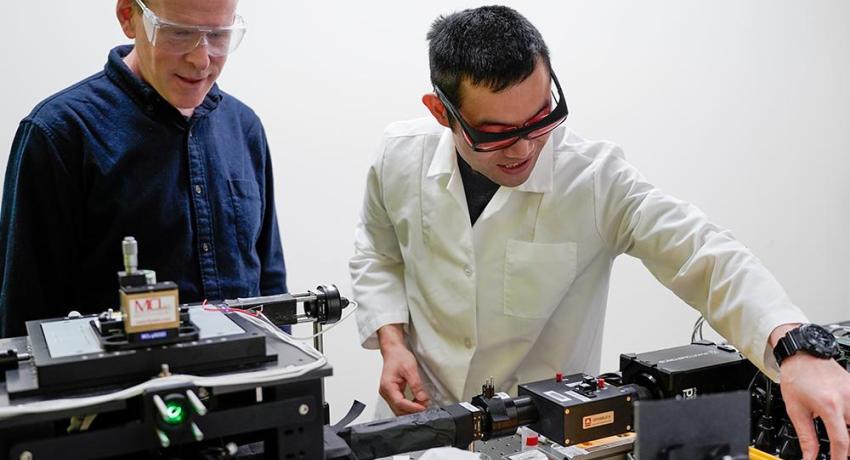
left=515, top=137, right=553, bottom=193
left=426, top=128, right=554, bottom=194
left=426, top=128, right=457, bottom=178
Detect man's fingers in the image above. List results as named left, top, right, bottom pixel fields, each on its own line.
left=379, top=379, right=408, bottom=414
left=382, top=387, right=420, bottom=416
left=380, top=381, right=426, bottom=415
left=819, top=410, right=850, bottom=460
left=378, top=345, right=430, bottom=416
left=380, top=373, right=428, bottom=416
left=402, top=363, right=431, bottom=405
left=392, top=398, right=429, bottom=415
left=785, top=402, right=819, bottom=460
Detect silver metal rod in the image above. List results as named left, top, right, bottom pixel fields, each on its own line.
left=225, top=293, right=317, bottom=308
left=152, top=394, right=170, bottom=421
left=122, top=236, right=138, bottom=274
left=156, top=429, right=170, bottom=448
left=186, top=389, right=208, bottom=416
left=297, top=315, right=318, bottom=323
left=313, top=323, right=323, bottom=353
left=313, top=321, right=326, bottom=419
left=190, top=422, right=204, bottom=441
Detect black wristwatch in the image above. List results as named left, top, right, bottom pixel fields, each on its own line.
left=772, top=324, right=840, bottom=366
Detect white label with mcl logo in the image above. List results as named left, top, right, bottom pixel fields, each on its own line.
left=129, top=295, right=177, bottom=327
left=582, top=411, right=614, bottom=429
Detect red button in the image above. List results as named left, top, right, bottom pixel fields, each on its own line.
left=597, top=378, right=605, bottom=389
left=526, top=435, right=539, bottom=446
left=555, top=372, right=563, bottom=383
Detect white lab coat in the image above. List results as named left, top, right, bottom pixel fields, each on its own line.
left=350, top=118, right=807, bottom=410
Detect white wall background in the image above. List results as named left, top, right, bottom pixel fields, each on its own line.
left=2, top=1, right=849, bottom=423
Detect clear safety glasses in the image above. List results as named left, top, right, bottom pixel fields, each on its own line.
left=134, top=0, right=247, bottom=57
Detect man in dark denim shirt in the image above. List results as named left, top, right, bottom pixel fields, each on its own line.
left=0, top=0, right=287, bottom=337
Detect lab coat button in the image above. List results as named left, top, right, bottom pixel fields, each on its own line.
left=464, top=337, right=473, bottom=349
left=463, top=265, right=473, bottom=278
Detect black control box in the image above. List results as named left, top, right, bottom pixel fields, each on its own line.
left=518, top=373, right=642, bottom=446
left=620, top=341, right=757, bottom=400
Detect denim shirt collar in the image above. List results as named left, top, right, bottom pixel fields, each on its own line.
left=104, top=45, right=222, bottom=123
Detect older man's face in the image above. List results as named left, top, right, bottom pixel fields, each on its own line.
left=124, top=0, right=238, bottom=114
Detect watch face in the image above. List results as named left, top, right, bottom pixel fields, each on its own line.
left=801, top=324, right=838, bottom=356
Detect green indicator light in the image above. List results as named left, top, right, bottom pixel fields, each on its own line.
left=164, top=402, right=186, bottom=425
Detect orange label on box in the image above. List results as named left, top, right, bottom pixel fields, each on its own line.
left=582, top=411, right=614, bottom=429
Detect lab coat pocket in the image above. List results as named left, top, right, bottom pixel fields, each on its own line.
left=504, top=240, right=577, bottom=319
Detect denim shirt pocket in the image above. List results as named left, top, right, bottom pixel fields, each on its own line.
left=504, top=240, right=578, bottom=319
left=228, top=179, right=262, bottom=253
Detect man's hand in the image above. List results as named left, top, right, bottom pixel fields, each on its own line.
left=377, top=324, right=431, bottom=415
left=772, top=324, right=850, bottom=460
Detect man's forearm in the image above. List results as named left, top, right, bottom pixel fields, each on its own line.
left=377, top=323, right=408, bottom=356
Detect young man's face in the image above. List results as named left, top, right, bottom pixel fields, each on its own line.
left=451, top=61, right=554, bottom=187
left=120, top=0, right=237, bottom=115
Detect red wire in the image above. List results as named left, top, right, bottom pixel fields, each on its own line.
left=200, top=299, right=259, bottom=317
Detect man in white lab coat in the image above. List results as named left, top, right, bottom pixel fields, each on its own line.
left=350, top=6, right=850, bottom=458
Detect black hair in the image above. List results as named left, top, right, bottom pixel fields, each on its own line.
left=427, top=5, right=551, bottom=116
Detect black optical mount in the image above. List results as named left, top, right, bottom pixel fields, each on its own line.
left=223, top=284, right=350, bottom=327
